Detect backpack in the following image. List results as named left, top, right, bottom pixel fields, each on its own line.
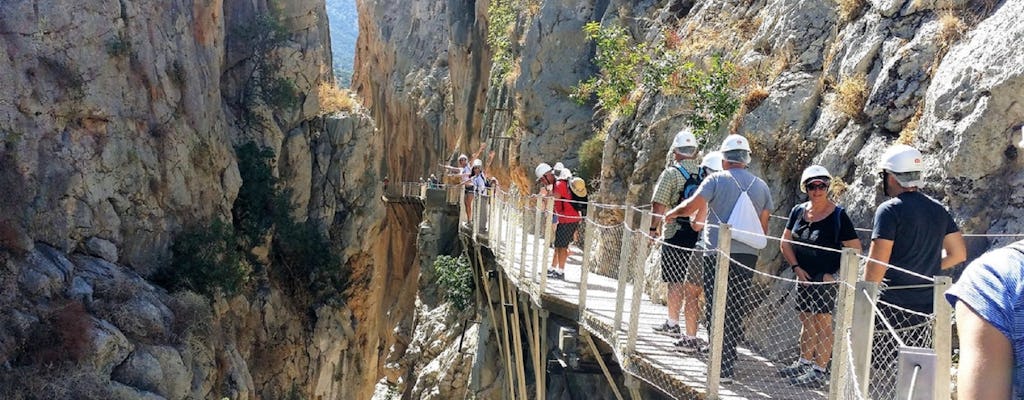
left=795, top=203, right=845, bottom=245
left=726, top=175, right=767, bottom=249
left=674, top=165, right=702, bottom=205
left=569, top=177, right=588, bottom=216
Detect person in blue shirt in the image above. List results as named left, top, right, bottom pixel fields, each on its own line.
left=946, top=240, right=1024, bottom=399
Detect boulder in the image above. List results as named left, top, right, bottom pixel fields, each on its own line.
left=85, top=237, right=119, bottom=263
left=112, top=346, right=191, bottom=400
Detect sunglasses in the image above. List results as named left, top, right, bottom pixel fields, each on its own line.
left=805, top=182, right=829, bottom=191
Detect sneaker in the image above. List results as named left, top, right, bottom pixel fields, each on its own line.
left=674, top=337, right=703, bottom=353
left=719, top=375, right=734, bottom=385
left=653, top=321, right=682, bottom=338
left=790, top=368, right=827, bottom=388
left=547, top=270, right=564, bottom=280
left=779, top=360, right=811, bottom=378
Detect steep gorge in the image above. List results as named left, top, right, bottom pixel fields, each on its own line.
left=2, top=0, right=1023, bottom=398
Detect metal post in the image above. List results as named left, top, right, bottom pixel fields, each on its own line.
left=494, top=257, right=517, bottom=399
left=533, top=196, right=544, bottom=285
left=582, top=331, right=626, bottom=400
left=519, top=196, right=529, bottom=282
left=828, top=248, right=862, bottom=399
left=613, top=206, right=636, bottom=344
left=540, top=197, right=555, bottom=295
left=851, top=281, right=879, bottom=397
left=626, top=211, right=653, bottom=355
left=932, top=276, right=953, bottom=400
left=707, top=224, right=731, bottom=397
left=578, top=203, right=596, bottom=319
left=509, top=285, right=529, bottom=399
left=472, top=192, right=479, bottom=241
left=539, top=308, right=549, bottom=399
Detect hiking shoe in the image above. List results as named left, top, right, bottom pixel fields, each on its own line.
left=674, top=337, right=703, bottom=353
left=779, top=360, right=812, bottom=378
left=790, top=368, right=827, bottom=388
left=653, top=321, right=682, bottom=338
left=547, top=270, right=564, bottom=280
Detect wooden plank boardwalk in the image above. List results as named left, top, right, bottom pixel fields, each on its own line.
left=469, top=226, right=828, bottom=400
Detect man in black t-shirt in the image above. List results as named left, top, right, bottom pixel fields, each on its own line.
left=866, top=145, right=966, bottom=312
left=865, top=145, right=966, bottom=397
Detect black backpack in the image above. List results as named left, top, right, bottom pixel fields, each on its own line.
left=674, top=165, right=702, bottom=206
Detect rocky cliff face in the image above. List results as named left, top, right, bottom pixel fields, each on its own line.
left=0, top=0, right=404, bottom=399
left=382, top=0, right=1021, bottom=260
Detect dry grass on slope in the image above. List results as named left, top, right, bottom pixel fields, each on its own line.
left=834, top=73, right=868, bottom=121
left=319, top=82, right=360, bottom=115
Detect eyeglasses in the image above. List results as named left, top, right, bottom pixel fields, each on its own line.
left=805, top=182, right=829, bottom=191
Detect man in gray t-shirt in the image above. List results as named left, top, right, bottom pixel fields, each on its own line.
left=665, top=134, right=772, bottom=382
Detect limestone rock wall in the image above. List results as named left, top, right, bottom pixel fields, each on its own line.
left=0, top=0, right=410, bottom=398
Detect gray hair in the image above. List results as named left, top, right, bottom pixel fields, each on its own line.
left=722, top=149, right=751, bottom=165
left=890, top=171, right=923, bottom=188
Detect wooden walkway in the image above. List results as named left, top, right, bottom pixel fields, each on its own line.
left=469, top=226, right=828, bottom=400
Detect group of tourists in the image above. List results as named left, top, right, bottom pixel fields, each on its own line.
left=443, top=144, right=495, bottom=224
left=444, top=126, right=1022, bottom=396
left=533, top=162, right=588, bottom=280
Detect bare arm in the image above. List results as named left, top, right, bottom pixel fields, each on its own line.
left=665, top=195, right=707, bottom=224
left=941, top=231, right=967, bottom=270
left=865, top=238, right=894, bottom=283
left=652, top=202, right=666, bottom=236
left=780, top=229, right=798, bottom=266
left=689, top=203, right=708, bottom=232
left=759, top=209, right=770, bottom=234
left=955, top=301, right=1013, bottom=399
left=842, top=239, right=863, bottom=252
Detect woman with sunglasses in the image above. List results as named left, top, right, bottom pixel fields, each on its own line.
left=778, top=165, right=861, bottom=388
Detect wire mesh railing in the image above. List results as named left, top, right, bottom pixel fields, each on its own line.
left=421, top=184, right=963, bottom=399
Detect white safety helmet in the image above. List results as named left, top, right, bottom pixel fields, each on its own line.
left=458, top=154, right=468, bottom=161
left=701, top=151, right=724, bottom=172
left=672, top=128, right=698, bottom=148
left=719, top=134, right=751, bottom=152
left=800, top=165, right=831, bottom=193
left=472, top=159, right=483, bottom=168
left=535, top=162, right=553, bottom=180
left=877, top=144, right=924, bottom=173
left=878, top=144, right=925, bottom=187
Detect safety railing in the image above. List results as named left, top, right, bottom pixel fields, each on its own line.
left=467, top=187, right=961, bottom=400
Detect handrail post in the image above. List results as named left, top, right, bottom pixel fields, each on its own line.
left=828, top=248, right=861, bottom=399
left=707, top=224, right=731, bottom=397
left=613, top=206, right=636, bottom=345
left=532, top=196, right=544, bottom=285
left=473, top=190, right=480, bottom=242
left=626, top=210, right=653, bottom=355
left=851, top=281, right=879, bottom=397
left=540, top=196, right=555, bottom=296
left=578, top=203, right=597, bottom=320
left=519, top=196, right=529, bottom=282
left=933, top=276, right=953, bottom=400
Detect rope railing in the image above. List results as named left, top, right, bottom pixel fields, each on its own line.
left=414, top=182, right=962, bottom=398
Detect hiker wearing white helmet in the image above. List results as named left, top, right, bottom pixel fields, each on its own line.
left=536, top=162, right=581, bottom=279
left=665, top=133, right=773, bottom=383
left=865, top=144, right=966, bottom=397
left=777, top=165, right=861, bottom=387
left=650, top=128, right=711, bottom=352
